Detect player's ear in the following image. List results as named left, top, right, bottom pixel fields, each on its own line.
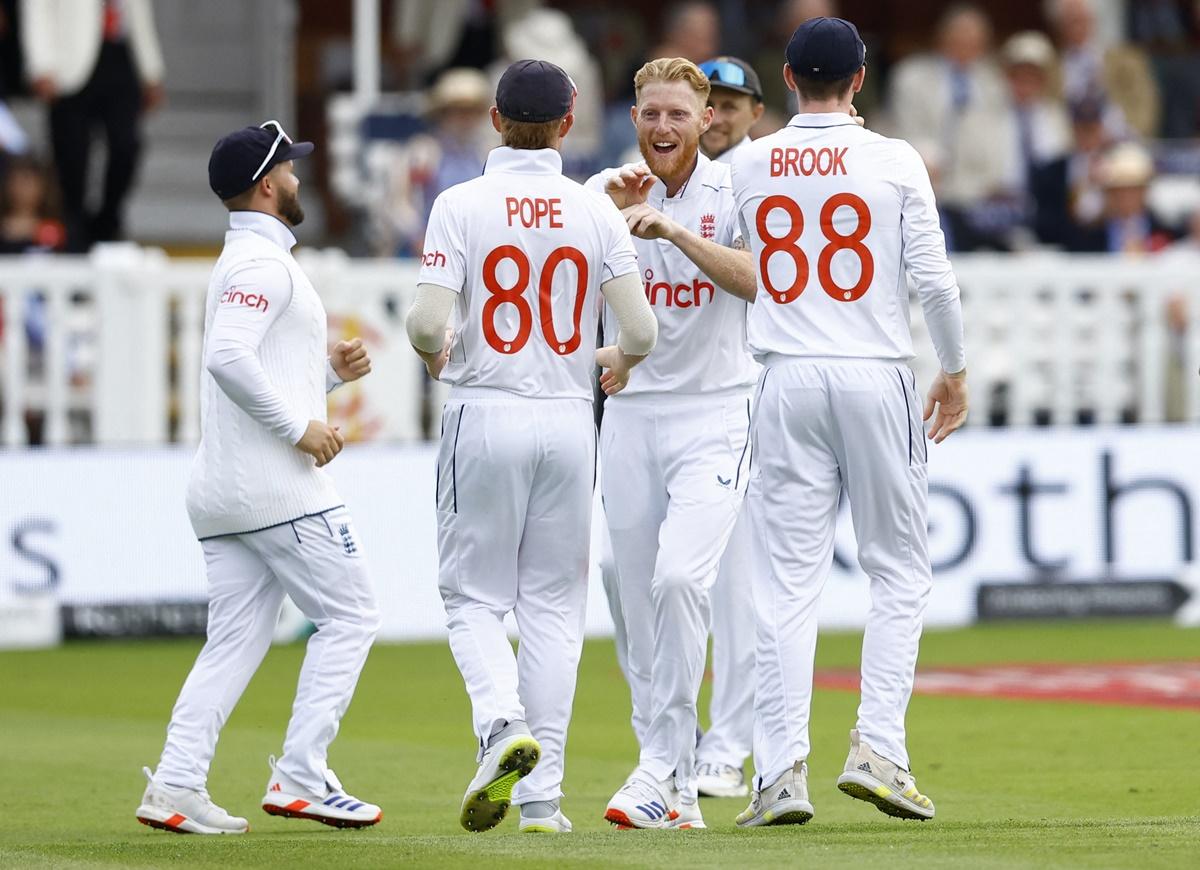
left=700, top=103, right=714, bottom=132
left=490, top=106, right=502, bottom=135
left=629, top=103, right=638, bottom=127
left=783, top=63, right=796, bottom=94
left=753, top=101, right=765, bottom=122
left=559, top=112, right=574, bottom=140
left=852, top=66, right=866, bottom=94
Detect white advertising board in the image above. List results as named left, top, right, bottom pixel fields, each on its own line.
left=1, top=426, right=1197, bottom=642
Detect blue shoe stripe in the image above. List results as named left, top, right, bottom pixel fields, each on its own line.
left=324, top=795, right=343, bottom=806
left=346, top=802, right=364, bottom=812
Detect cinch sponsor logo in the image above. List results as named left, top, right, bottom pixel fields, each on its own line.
left=642, top=268, right=715, bottom=308
left=770, top=146, right=848, bottom=177
left=421, top=250, right=447, bottom=268
left=219, top=289, right=269, bottom=312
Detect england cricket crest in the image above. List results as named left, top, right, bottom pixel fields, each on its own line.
left=338, top=522, right=359, bottom=556
left=700, top=213, right=716, bottom=240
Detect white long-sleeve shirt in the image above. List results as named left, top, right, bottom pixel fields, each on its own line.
left=185, top=211, right=343, bottom=539
left=731, top=113, right=966, bottom=374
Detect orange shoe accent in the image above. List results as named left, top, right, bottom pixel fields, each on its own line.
left=668, top=810, right=679, bottom=820
left=284, top=799, right=310, bottom=812
left=605, top=808, right=636, bottom=828
left=165, top=813, right=186, bottom=828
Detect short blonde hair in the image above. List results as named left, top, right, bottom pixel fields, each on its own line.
left=634, top=57, right=711, bottom=105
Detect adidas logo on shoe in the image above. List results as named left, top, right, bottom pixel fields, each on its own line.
left=857, top=762, right=872, bottom=773
left=269, top=783, right=281, bottom=792
left=778, top=788, right=791, bottom=799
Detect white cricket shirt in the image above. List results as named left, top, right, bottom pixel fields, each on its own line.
left=586, top=153, right=759, bottom=398
left=186, top=211, right=342, bottom=539
left=419, top=147, right=639, bottom=400
left=714, top=135, right=753, bottom=165
left=730, top=113, right=966, bottom=373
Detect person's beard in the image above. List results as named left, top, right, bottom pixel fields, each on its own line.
left=638, top=128, right=701, bottom=182
left=277, top=185, right=305, bottom=226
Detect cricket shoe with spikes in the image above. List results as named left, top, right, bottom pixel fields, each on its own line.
left=261, top=756, right=382, bottom=828
left=735, top=760, right=815, bottom=827
left=460, top=723, right=541, bottom=832
left=836, top=729, right=935, bottom=820
left=135, top=766, right=249, bottom=834
left=604, top=772, right=680, bottom=829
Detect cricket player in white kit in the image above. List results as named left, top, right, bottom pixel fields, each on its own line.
left=137, top=122, right=382, bottom=834
left=405, top=60, right=657, bottom=835
left=730, top=18, right=969, bottom=827
left=588, top=58, right=759, bottom=830
left=687, top=54, right=768, bottom=800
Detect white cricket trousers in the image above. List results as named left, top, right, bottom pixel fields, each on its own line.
left=601, top=392, right=752, bottom=796
left=749, top=358, right=932, bottom=787
left=696, top=507, right=755, bottom=770
left=155, top=506, right=380, bottom=795
left=436, top=391, right=595, bottom=804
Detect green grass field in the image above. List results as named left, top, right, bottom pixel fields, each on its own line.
left=1, top=621, right=1197, bottom=868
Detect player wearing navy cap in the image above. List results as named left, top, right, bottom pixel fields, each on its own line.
left=136, top=120, right=382, bottom=835
left=732, top=17, right=968, bottom=827
left=699, top=57, right=765, bottom=165
left=406, top=59, right=657, bottom=834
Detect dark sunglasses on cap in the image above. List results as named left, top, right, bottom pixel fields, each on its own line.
left=699, top=59, right=747, bottom=88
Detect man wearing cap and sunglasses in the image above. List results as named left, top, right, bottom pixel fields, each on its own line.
left=136, top=120, right=382, bottom=834
left=730, top=17, right=968, bottom=827
left=699, top=57, right=766, bottom=166
left=406, top=59, right=657, bottom=835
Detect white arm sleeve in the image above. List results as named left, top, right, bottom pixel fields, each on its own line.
left=205, top=259, right=308, bottom=445
left=406, top=282, right=457, bottom=353
left=325, top=358, right=343, bottom=393
left=601, top=271, right=657, bottom=356
left=898, top=144, right=966, bottom=374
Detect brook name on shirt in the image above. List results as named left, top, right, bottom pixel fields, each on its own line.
left=770, top=147, right=848, bottom=177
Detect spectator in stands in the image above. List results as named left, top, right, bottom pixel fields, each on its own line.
left=999, top=31, right=1072, bottom=247
left=887, top=3, right=1008, bottom=248
left=20, top=0, right=164, bottom=251
left=392, top=0, right=538, bottom=87
left=1064, top=95, right=1114, bottom=233
left=1164, top=207, right=1200, bottom=420
left=489, top=8, right=603, bottom=178
left=0, top=154, right=65, bottom=254
left=375, top=67, right=493, bottom=256
left=1069, top=142, right=1176, bottom=253
left=1046, top=0, right=1161, bottom=138
left=1127, top=0, right=1200, bottom=139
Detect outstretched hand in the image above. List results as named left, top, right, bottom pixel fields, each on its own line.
left=605, top=165, right=657, bottom=209
left=924, top=370, right=968, bottom=443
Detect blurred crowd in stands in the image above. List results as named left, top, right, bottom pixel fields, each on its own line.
left=366, top=0, right=1200, bottom=262
left=0, top=0, right=163, bottom=256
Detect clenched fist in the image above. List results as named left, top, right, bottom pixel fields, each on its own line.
left=331, top=337, right=371, bottom=383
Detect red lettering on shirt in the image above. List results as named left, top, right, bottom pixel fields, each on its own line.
left=421, top=250, right=447, bottom=268
left=642, top=270, right=716, bottom=308
left=220, top=288, right=269, bottom=313
left=505, top=197, right=564, bottom=228
left=769, top=147, right=848, bottom=177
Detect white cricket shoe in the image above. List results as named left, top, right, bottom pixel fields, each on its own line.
left=696, top=761, right=750, bottom=798
left=261, top=756, right=382, bottom=828
left=459, top=730, right=541, bottom=832
left=604, top=772, right=679, bottom=829
left=669, top=800, right=706, bottom=829
left=736, top=760, right=815, bottom=827
left=135, top=767, right=249, bottom=835
left=519, top=804, right=573, bottom=833
left=836, top=729, right=935, bottom=820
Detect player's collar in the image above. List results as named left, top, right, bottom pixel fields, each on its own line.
left=654, top=151, right=712, bottom=201
left=228, top=210, right=297, bottom=251
left=786, top=112, right=859, bottom=129
left=484, top=146, right=563, bottom=175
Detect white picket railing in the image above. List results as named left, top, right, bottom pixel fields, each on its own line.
left=1, top=248, right=1198, bottom=447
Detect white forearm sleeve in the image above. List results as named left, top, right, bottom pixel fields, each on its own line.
left=406, top=282, right=457, bottom=353
left=205, top=259, right=308, bottom=445
left=601, top=271, right=658, bottom=356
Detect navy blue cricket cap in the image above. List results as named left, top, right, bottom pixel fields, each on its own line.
left=495, top=59, right=577, bottom=123
left=786, top=17, right=866, bottom=81
left=208, top=120, right=314, bottom=200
